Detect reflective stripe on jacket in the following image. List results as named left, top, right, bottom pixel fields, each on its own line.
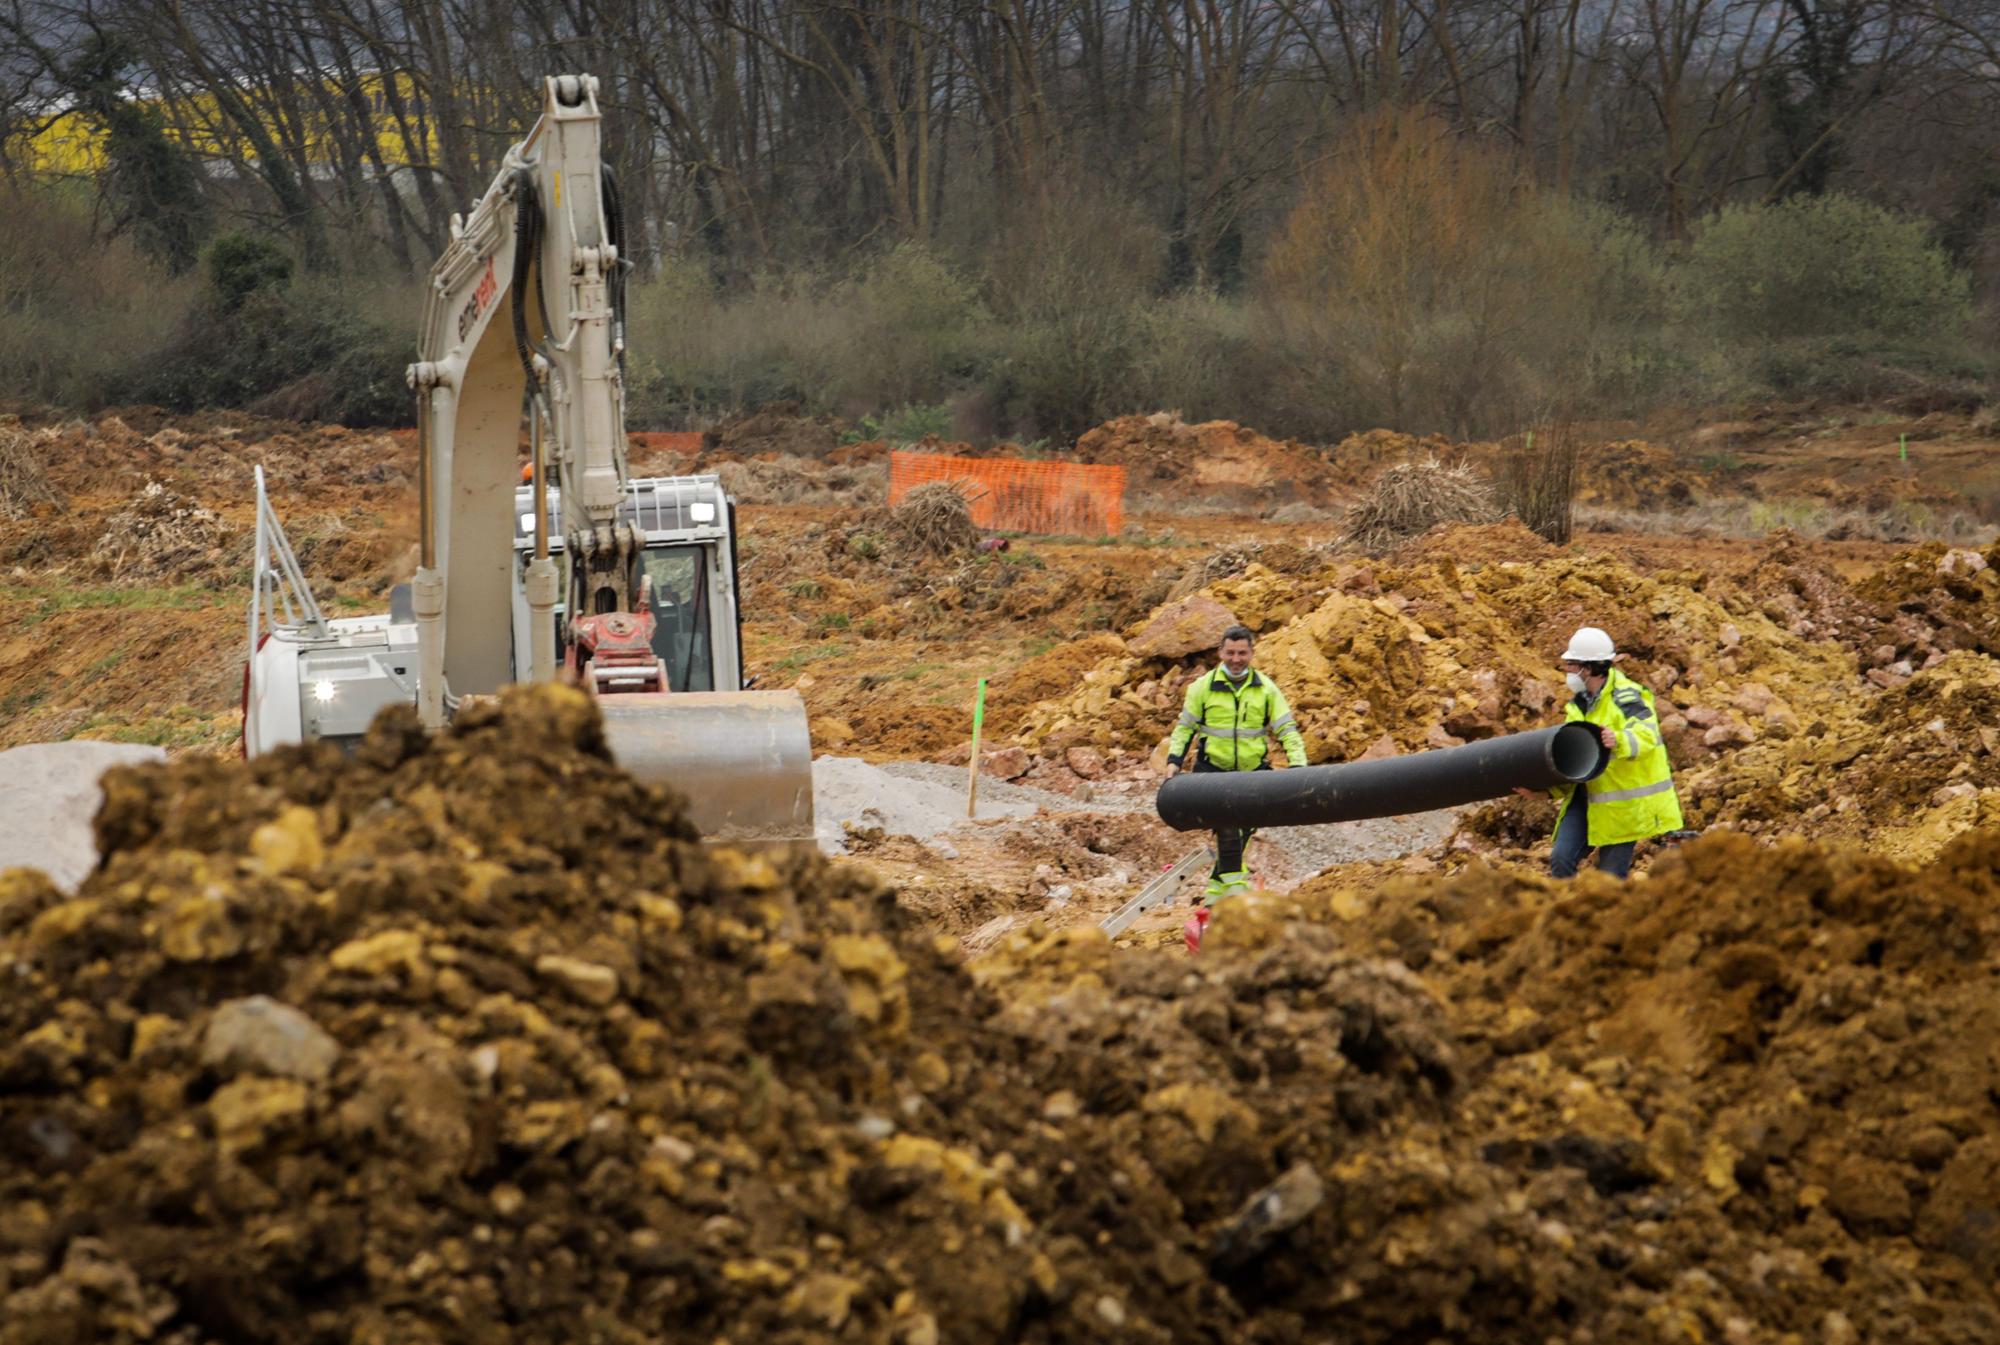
left=1167, top=667, right=1308, bottom=771
left=1552, top=667, right=1684, bottom=846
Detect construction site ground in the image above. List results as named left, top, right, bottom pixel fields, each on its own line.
left=5, top=401, right=2000, bottom=1339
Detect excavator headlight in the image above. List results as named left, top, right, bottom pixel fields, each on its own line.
left=689, top=501, right=716, bottom=524
left=312, top=679, right=338, bottom=704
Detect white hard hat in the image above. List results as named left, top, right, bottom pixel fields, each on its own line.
left=1561, top=626, right=1616, bottom=662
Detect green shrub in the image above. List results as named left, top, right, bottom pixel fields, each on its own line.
left=1741, top=334, right=1992, bottom=404
left=624, top=258, right=817, bottom=425
left=1257, top=110, right=1668, bottom=437
left=205, top=231, right=295, bottom=310
left=1679, top=195, right=1970, bottom=344
left=0, top=184, right=195, bottom=407
left=625, top=246, right=986, bottom=427
left=983, top=180, right=1165, bottom=439
left=820, top=245, right=986, bottom=408
left=884, top=402, right=953, bottom=441
left=842, top=402, right=954, bottom=445
left=112, top=282, right=409, bottom=425
left=1127, top=291, right=1261, bottom=423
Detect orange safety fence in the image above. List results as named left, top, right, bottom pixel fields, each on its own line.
left=889, top=451, right=1126, bottom=537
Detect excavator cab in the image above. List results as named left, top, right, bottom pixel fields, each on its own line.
left=509, top=475, right=739, bottom=694
left=248, top=469, right=814, bottom=846
left=500, top=474, right=815, bottom=844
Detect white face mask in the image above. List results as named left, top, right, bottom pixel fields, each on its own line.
left=1566, top=672, right=1589, bottom=695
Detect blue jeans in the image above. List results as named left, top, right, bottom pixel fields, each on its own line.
left=1550, top=794, right=1634, bottom=879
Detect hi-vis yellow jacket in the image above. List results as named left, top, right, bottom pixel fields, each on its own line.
left=1167, top=667, right=1308, bottom=772
left=1553, top=667, right=1684, bottom=846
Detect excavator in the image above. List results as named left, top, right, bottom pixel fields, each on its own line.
left=243, top=74, right=814, bottom=844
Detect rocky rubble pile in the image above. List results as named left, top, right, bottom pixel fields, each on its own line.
left=6, top=688, right=2000, bottom=1340
left=1013, top=525, right=2000, bottom=863
left=1209, top=828, right=2000, bottom=1341
left=1852, top=540, right=2000, bottom=663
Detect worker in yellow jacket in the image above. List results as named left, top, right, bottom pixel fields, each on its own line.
left=1518, top=626, right=1683, bottom=877
left=1165, top=625, right=1308, bottom=903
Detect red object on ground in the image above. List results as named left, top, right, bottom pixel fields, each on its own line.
left=1183, top=906, right=1211, bottom=954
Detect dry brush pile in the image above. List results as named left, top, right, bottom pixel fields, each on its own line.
left=1340, top=456, right=1497, bottom=551
left=0, top=424, right=63, bottom=520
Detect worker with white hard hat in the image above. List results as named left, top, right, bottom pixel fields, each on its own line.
left=1515, top=626, right=1683, bottom=877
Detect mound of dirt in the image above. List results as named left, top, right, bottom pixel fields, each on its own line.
left=1162, top=541, right=1333, bottom=602
left=1853, top=541, right=2000, bottom=659
left=30, top=416, right=412, bottom=505
left=1571, top=438, right=1703, bottom=510
left=1688, top=650, right=2000, bottom=863
left=1072, top=413, right=1350, bottom=508
left=1734, top=528, right=1877, bottom=643
left=713, top=455, right=885, bottom=507
left=1216, top=828, right=2000, bottom=1341
left=1393, top=518, right=1562, bottom=565
left=981, top=633, right=1130, bottom=737
left=0, top=687, right=1520, bottom=1341
left=1330, top=427, right=1463, bottom=466
left=88, top=481, right=239, bottom=585
left=703, top=403, right=845, bottom=459
left=1015, top=548, right=1851, bottom=770
left=11, top=684, right=2000, bottom=1339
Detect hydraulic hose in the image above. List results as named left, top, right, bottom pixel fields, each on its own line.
left=1156, top=723, right=1609, bottom=832
left=510, top=166, right=546, bottom=386
left=600, top=161, right=629, bottom=373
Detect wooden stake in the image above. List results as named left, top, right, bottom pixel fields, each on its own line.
left=966, top=677, right=989, bottom=818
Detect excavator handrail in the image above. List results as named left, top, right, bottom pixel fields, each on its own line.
left=249, top=464, right=328, bottom=645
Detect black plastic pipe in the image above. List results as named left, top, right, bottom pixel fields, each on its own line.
left=1156, top=723, right=1609, bottom=832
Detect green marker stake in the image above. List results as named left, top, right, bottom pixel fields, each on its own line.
left=1900, top=433, right=1908, bottom=462
left=966, top=677, right=989, bottom=818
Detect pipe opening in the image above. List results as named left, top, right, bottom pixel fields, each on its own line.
left=1549, top=723, right=1607, bottom=782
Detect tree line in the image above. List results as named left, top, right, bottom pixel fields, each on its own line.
left=5, top=0, right=1999, bottom=286
left=1, top=0, right=1993, bottom=440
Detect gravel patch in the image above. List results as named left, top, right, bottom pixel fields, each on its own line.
left=817, top=756, right=1462, bottom=878
left=1254, top=808, right=1464, bottom=875
left=872, top=760, right=1153, bottom=813
left=813, top=757, right=1045, bottom=853
left=0, top=741, right=167, bottom=889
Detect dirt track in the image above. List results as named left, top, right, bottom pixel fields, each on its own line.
left=3, top=403, right=2000, bottom=1338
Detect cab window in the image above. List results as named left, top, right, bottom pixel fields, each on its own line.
left=642, top=546, right=713, bottom=692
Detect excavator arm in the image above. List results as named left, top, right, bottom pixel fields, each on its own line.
left=405, top=73, right=644, bottom=721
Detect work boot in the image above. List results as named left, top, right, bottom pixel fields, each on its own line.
left=1202, top=875, right=1228, bottom=902
left=1215, top=869, right=1252, bottom=898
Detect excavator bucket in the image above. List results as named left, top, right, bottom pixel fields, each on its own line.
left=596, top=689, right=815, bottom=846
